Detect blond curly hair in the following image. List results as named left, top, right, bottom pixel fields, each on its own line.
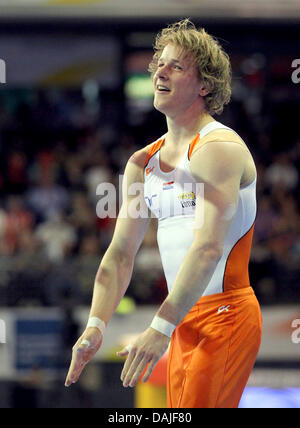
left=148, top=19, right=232, bottom=115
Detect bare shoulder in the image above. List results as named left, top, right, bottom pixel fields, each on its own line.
left=192, top=138, right=248, bottom=165
left=190, top=139, right=247, bottom=184
left=127, top=138, right=163, bottom=176
left=128, top=143, right=153, bottom=168
left=194, top=128, right=251, bottom=156
left=191, top=127, right=256, bottom=185
left=124, top=143, right=154, bottom=184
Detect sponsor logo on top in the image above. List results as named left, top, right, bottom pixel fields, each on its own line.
left=177, top=191, right=196, bottom=208
left=145, top=166, right=155, bottom=176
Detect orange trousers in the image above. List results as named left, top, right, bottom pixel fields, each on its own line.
left=167, top=287, right=262, bottom=408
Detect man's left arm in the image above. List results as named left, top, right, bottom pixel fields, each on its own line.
left=119, top=141, right=247, bottom=387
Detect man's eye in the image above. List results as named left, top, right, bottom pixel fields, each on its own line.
left=174, top=65, right=182, bottom=70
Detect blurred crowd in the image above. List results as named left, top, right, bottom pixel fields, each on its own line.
left=0, top=54, right=299, bottom=307
left=0, top=88, right=167, bottom=307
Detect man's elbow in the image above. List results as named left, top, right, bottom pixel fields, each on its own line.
left=192, top=242, right=223, bottom=263
left=107, top=243, right=135, bottom=267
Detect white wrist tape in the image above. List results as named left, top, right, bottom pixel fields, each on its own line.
left=150, top=316, right=176, bottom=338
left=86, top=317, right=106, bottom=336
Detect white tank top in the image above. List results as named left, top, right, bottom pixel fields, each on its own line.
left=143, top=121, right=257, bottom=297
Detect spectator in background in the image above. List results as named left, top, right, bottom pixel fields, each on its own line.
left=75, top=233, right=102, bottom=303
left=41, top=260, right=81, bottom=307
left=1, top=195, right=33, bottom=255
left=35, top=211, right=77, bottom=262
left=264, top=152, right=298, bottom=191
left=63, top=154, right=86, bottom=192
left=290, top=138, right=300, bottom=173
left=26, top=171, right=70, bottom=223
left=29, top=150, right=56, bottom=184
left=0, top=204, right=8, bottom=255
left=273, top=192, right=300, bottom=235
left=110, top=133, right=139, bottom=172
left=84, top=149, right=111, bottom=205
left=254, top=195, right=280, bottom=242
left=68, top=191, right=97, bottom=240
left=5, top=149, right=28, bottom=194
left=6, top=228, right=50, bottom=306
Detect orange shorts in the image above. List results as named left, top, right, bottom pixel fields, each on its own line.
left=167, top=287, right=262, bottom=408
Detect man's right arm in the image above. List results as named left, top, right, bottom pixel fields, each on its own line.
left=65, top=147, right=151, bottom=387
left=89, top=149, right=151, bottom=323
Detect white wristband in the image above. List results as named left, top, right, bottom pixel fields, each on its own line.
left=150, top=316, right=176, bottom=338
left=86, top=317, right=106, bottom=336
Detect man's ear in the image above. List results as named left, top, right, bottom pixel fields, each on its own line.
left=199, top=84, right=210, bottom=97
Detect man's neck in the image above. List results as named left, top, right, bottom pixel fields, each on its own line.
left=165, top=110, right=215, bottom=147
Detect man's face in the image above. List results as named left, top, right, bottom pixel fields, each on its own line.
left=153, top=43, right=203, bottom=118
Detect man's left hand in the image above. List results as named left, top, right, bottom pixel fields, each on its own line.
left=117, top=327, right=170, bottom=388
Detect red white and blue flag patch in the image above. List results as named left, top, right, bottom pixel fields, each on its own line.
left=163, top=181, right=174, bottom=190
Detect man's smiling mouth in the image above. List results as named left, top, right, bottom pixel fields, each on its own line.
left=157, top=85, right=171, bottom=92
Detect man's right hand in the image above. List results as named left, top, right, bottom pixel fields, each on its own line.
left=65, top=327, right=103, bottom=387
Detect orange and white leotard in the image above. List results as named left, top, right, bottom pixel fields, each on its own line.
left=143, top=121, right=262, bottom=408
left=144, top=120, right=256, bottom=296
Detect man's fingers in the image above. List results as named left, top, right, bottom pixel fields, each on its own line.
left=124, top=356, right=150, bottom=388
left=116, top=328, right=170, bottom=389
left=65, top=329, right=103, bottom=388
left=120, top=347, right=137, bottom=382
left=65, top=348, right=84, bottom=386
left=65, top=341, right=94, bottom=386
left=116, top=344, right=132, bottom=358
left=142, top=359, right=158, bottom=383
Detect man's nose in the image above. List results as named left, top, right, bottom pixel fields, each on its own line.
left=156, top=64, right=169, bottom=80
